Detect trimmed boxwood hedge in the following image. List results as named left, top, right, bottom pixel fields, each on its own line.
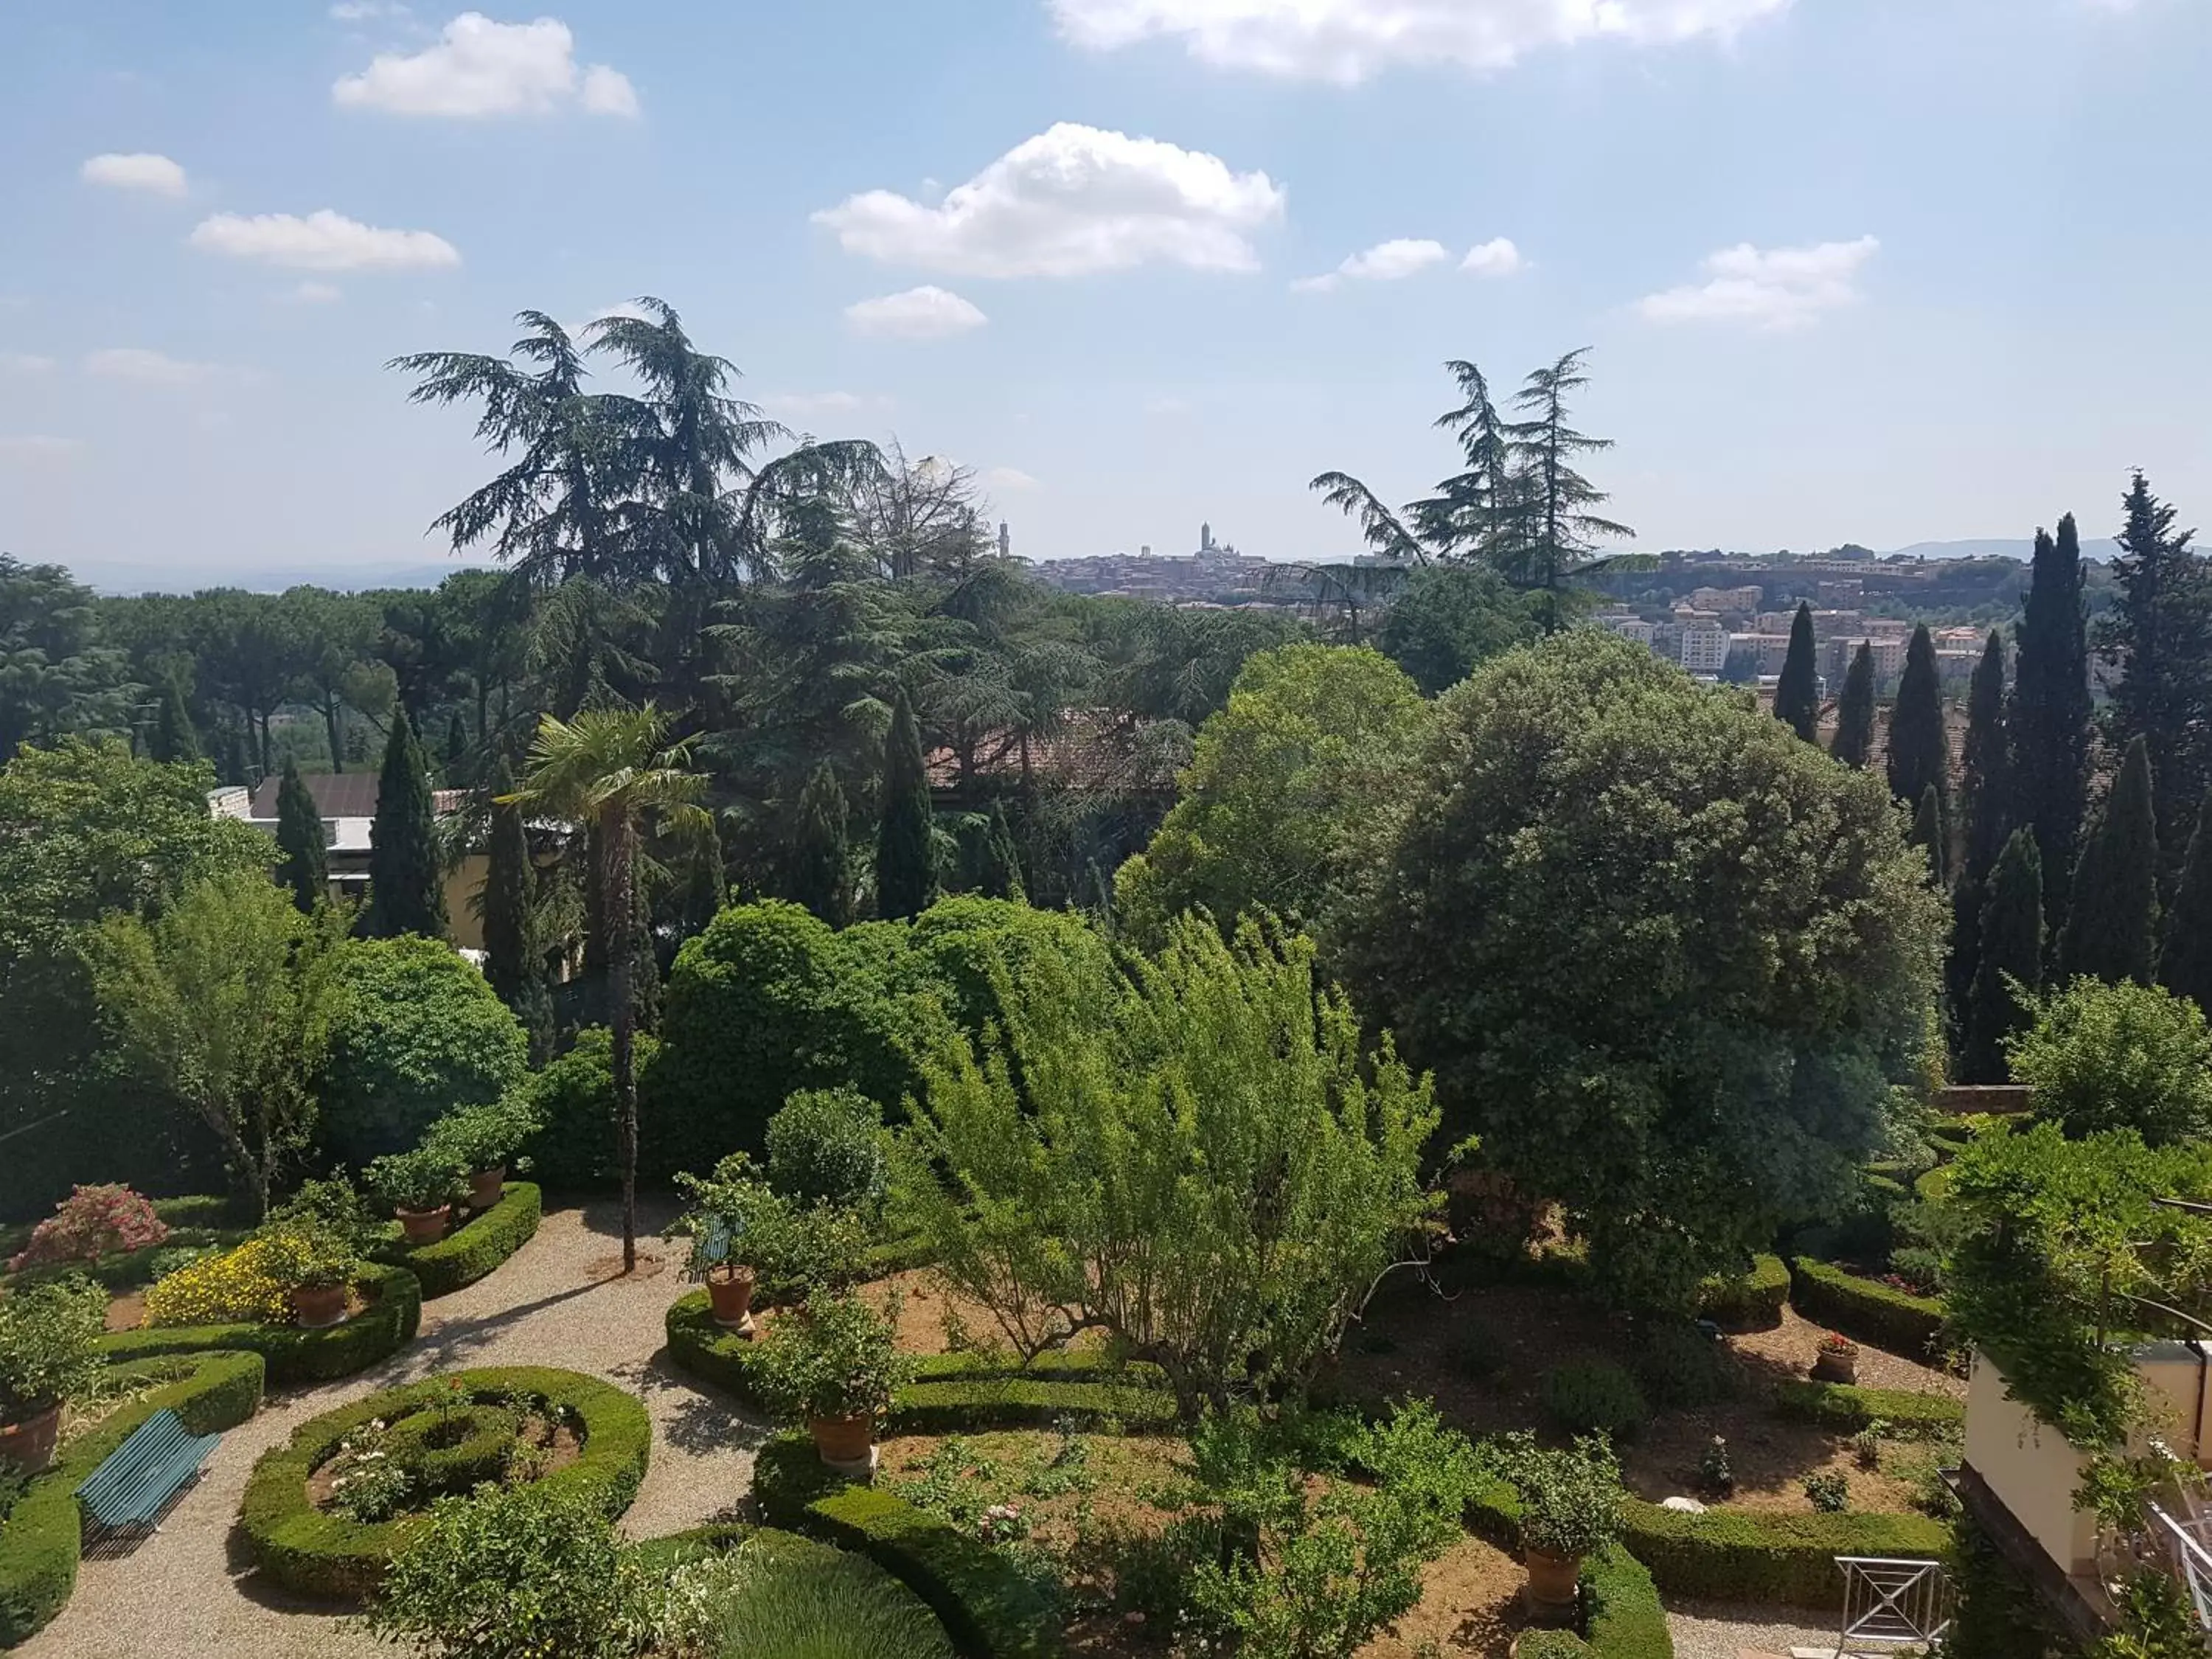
left=237, top=1365, right=651, bottom=1601
left=1614, top=1497, right=1951, bottom=1608
left=95, top=1261, right=422, bottom=1384
left=1773, top=1379, right=1963, bottom=1440
left=754, top=1432, right=1061, bottom=1659
left=1464, top=1484, right=1671, bottom=1657
left=664, top=1290, right=1177, bottom=1431
left=379, top=1182, right=541, bottom=1299
left=1787, top=1256, right=1946, bottom=1360
left=0, top=1350, right=265, bottom=1649
left=1692, top=1253, right=1790, bottom=1330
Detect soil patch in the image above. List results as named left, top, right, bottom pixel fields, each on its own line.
left=104, top=1291, right=144, bottom=1333
left=583, top=1251, right=665, bottom=1283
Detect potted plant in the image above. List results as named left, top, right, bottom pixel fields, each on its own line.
left=426, top=1096, right=539, bottom=1211
left=753, top=1289, right=915, bottom=1475
left=1813, top=1330, right=1860, bottom=1384
left=368, top=1147, right=467, bottom=1245
left=0, top=1279, right=105, bottom=1473
left=669, top=1156, right=872, bottom=1332
left=1497, top=1432, right=1623, bottom=1614
left=261, top=1220, right=358, bottom=1329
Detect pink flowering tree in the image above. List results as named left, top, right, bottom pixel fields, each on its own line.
left=7, top=1185, right=170, bottom=1273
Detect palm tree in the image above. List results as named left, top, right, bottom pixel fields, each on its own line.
left=505, top=704, right=706, bottom=1270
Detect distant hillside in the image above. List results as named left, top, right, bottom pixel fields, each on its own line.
left=76, top=557, right=497, bottom=597
left=1885, top=537, right=2123, bottom=563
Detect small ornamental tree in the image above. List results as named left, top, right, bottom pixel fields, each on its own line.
left=2008, top=978, right=2212, bottom=1147
left=6, top=1185, right=170, bottom=1273
left=2059, top=735, right=2161, bottom=987
left=896, top=914, right=1441, bottom=1419
left=1831, top=641, right=1876, bottom=768
left=1775, top=602, right=1820, bottom=743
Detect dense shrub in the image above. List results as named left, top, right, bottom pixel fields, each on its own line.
left=672, top=1529, right=956, bottom=1659
left=0, top=1280, right=105, bottom=1419
left=100, top=1261, right=422, bottom=1383
left=320, top=936, right=529, bottom=1166
left=2007, top=978, right=2212, bottom=1146
left=1615, top=1497, right=1949, bottom=1607
left=765, top=1089, right=890, bottom=1211
left=515, top=1028, right=655, bottom=1192
left=1541, top=1362, right=1649, bottom=1439
left=5, top=1186, right=168, bottom=1273
left=1691, top=1254, right=1790, bottom=1330
left=1773, top=1380, right=1962, bottom=1439
left=142, top=1235, right=292, bottom=1327
left=1635, top=1323, right=1733, bottom=1409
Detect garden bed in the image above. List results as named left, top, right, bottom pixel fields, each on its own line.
left=374, top=1180, right=542, bottom=1298
left=94, top=1260, right=422, bottom=1384
left=1785, top=1256, right=1947, bottom=1361
left=236, top=1364, right=651, bottom=1600
left=0, top=1350, right=266, bottom=1649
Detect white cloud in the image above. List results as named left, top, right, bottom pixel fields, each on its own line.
left=844, top=287, right=990, bottom=340
left=1051, top=0, right=1790, bottom=80
left=984, top=467, right=1043, bottom=493
left=1461, top=236, right=1526, bottom=276
left=1292, top=236, right=1447, bottom=292
left=815, top=122, right=1284, bottom=279
left=285, top=281, right=346, bottom=305
left=0, top=353, right=55, bottom=375
left=0, top=436, right=83, bottom=464
left=333, top=13, right=638, bottom=118
left=760, top=390, right=892, bottom=419
left=80, top=152, right=187, bottom=197
left=189, top=210, right=460, bottom=271
left=1636, top=235, right=1879, bottom=330
left=83, top=348, right=229, bottom=387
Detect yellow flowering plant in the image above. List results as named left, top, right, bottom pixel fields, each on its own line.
left=142, top=1236, right=293, bottom=1328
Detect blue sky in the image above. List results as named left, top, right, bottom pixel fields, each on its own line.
left=1, top=0, right=2207, bottom=588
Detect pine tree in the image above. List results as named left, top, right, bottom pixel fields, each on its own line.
left=1960, top=830, right=2045, bottom=1083
left=365, top=709, right=447, bottom=939
left=875, top=687, right=937, bottom=920
left=2010, top=518, right=2093, bottom=938
left=2101, top=471, right=2212, bottom=866
left=1947, top=631, right=2012, bottom=1030
left=273, top=759, right=327, bottom=914
left=979, top=798, right=1026, bottom=902
left=2058, top=735, right=2160, bottom=986
left=1910, top=785, right=1949, bottom=886
left=2161, top=784, right=2212, bottom=1013
left=1775, top=602, right=1820, bottom=742
left=1829, top=641, right=1875, bottom=768
left=1887, top=624, right=1949, bottom=813
left=150, top=674, right=201, bottom=765
left=791, top=763, right=852, bottom=927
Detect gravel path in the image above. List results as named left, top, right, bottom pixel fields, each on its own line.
left=1665, top=1598, right=1851, bottom=1658
left=20, top=1197, right=766, bottom=1659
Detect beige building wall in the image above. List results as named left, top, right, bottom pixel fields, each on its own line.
left=443, top=854, right=490, bottom=953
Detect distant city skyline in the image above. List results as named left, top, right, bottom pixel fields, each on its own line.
left=3, top=0, right=2205, bottom=583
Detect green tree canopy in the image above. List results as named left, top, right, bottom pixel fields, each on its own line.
left=1115, top=644, right=1430, bottom=948
left=274, top=759, right=327, bottom=914
left=1830, top=641, right=1875, bottom=768
left=1959, top=830, right=2045, bottom=1084
left=2161, top=783, right=2212, bottom=1014
left=2008, top=977, right=2212, bottom=1147
left=319, top=934, right=529, bottom=1166
left=2100, top=470, right=2211, bottom=863
left=1886, top=624, right=1949, bottom=813
left=2058, top=735, right=2160, bottom=987
left=2011, top=518, right=2093, bottom=933
left=1775, top=602, right=1819, bottom=742
left=365, top=708, right=446, bottom=939
left=895, top=914, right=1439, bottom=1419
left=1374, top=564, right=1545, bottom=695
left=1345, top=630, right=1944, bottom=1309
left=875, top=685, right=936, bottom=921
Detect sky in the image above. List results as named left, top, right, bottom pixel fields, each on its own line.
left=1, top=0, right=2208, bottom=589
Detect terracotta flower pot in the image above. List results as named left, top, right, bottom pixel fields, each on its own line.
left=467, top=1167, right=506, bottom=1211
left=291, top=1282, right=348, bottom=1329
left=0, top=1404, right=63, bottom=1475
left=1523, top=1548, right=1582, bottom=1611
left=1813, top=1351, right=1858, bottom=1385
left=706, top=1265, right=758, bottom=1335
left=808, top=1413, right=876, bottom=1473
left=397, top=1206, right=451, bottom=1245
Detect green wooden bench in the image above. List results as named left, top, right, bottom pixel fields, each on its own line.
left=74, top=1408, right=223, bottom=1541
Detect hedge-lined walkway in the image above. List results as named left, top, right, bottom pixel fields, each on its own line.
left=18, top=1197, right=766, bottom=1659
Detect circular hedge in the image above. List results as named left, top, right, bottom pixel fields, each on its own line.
left=238, top=1365, right=651, bottom=1600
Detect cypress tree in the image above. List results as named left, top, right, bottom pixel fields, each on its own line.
left=2101, top=470, right=2212, bottom=866
left=1960, top=830, right=2045, bottom=1083
left=675, top=813, right=728, bottom=940
left=1910, top=785, right=1949, bottom=886
left=150, top=673, right=201, bottom=765
left=1947, top=631, right=2012, bottom=1030
left=2058, top=735, right=2160, bottom=986
left=273, top=759, right=327, bottom=914
left=1830, top=641, right=1875, bottom=768
left=445, top=711, right=469, bottom=777
left=1775, top=602, right=1820, bottom=742
left=365, top=708, right=447, bottom=939
left=2010, top=518, right=2093, bottom=937
left=791, top=763, right=852, bottom=927
left=875, top=687, right=938, bottom=920
left=2161, top=784, right=2212, bottom=1012
left=1886, top=624, right=1949, bottom=813
left=481, top=761, right=537, bottom=1005
left=979, top=799, right=1026, bottom=902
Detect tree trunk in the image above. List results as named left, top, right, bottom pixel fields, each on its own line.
left=324, top=693, right=345, bottom=775
left=603, top=804, right=638, bottom=1273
